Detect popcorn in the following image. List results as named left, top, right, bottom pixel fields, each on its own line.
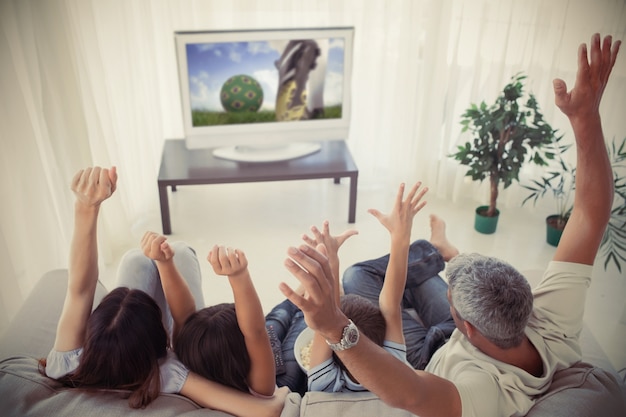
left=300, top=339, right=313, bottom=370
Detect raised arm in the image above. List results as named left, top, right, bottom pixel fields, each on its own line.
left=369, top=182, right=428, bottom=343
left=553, top=33, right=621, bottom=264
left=180, top=374, right=289, bottom=417
left=208, top=245, right=275, bottom=397
left=54, top=167, right=118, bottom=352
left=301, top=221, right=358, bottom=369
left=280, top=244, right=462, bottom=417
left=141, top=232, right=196, bottom=342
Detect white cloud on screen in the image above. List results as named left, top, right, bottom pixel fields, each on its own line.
left=253, top=68, right=278, bottom=111
left=323, top=70, right=343, bottom=106
left=190, top=72, right=221, bottom=111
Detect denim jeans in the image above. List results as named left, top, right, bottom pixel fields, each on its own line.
left=342, top=239, right=456, bottom=369
left=265, top=299, right=308, bottom=395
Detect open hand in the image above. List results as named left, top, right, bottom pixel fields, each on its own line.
left=301, top=220, right=358, bottom=259
left=280, top=244, right=347, bottom=339
left=553, top=33, right=621, bottom=120
left=141, top=231, right=174, bottom=262
left=368, top=181, right=428, bottom=239
left=71, top=166, right=117, bottom=208
left=208, top=245, right=249, bottom=278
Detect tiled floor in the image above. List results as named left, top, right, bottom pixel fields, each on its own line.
left=102, top=178, right=626, bottom=381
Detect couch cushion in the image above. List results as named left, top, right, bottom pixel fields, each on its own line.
left=0, top=356, right=237, bottom=417
left=299, top=391, right=416, bottom=416
left=0, top=271, right=302, bottom=417
left=525, top=362, right=626, bottom=417
left=295, top=362, right=626, bottom=417
left=0, top=269, right=108, bottom=360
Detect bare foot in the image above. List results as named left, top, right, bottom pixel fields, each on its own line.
left=429, top=215, right=459, bottom=262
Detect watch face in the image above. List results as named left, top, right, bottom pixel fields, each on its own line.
left=347, top=328, right=359, bottom=344
left=327, top=320, right=359, bottom=351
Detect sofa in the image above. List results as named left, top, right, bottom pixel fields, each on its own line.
left=1, top=269, right=624, bottom=417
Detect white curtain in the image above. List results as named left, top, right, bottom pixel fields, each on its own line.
left=1, top=0, right=625, bottom=332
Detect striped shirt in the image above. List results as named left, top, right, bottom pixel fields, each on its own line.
left=307, top=340, right=409, bottom=393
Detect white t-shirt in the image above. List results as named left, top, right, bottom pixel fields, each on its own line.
left=426, top=261, right=591, bottom=417
left=308, top=340, right=409, bottom=393
left=46, top=348, right=189, bottom=394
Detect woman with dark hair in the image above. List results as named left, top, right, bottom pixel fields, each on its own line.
left=41, top=166, right=287, bottom=417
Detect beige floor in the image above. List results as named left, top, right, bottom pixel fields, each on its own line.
left=102, top=178, right=626, bottom=378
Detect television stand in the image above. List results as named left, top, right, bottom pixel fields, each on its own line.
left=158, top=139, right=358, bottom=234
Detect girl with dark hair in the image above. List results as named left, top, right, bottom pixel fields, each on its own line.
left=141, top=233, right=278, bottom=399
left=41, top=166, right=287, bottom=417
left=141, top=230, right=311, bottom=396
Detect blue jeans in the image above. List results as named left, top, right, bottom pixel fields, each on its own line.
left=342, top=239, right=455, bottom=369
left=265, top=299, right=308, bottom=395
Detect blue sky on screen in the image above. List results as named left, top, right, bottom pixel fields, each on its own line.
left=186, top=38, right=345, bottom=112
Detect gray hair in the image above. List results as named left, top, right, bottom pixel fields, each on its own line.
left=446, top=253, right=533, bottom=349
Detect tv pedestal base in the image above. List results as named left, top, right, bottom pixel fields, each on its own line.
left=158, top=139, right=358, bottom=235
left=212, top=142, right=322, bottom=163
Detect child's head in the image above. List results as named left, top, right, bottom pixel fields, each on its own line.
left=54, top=287, right=168, bottom=408
left=334, top=294, right=386, bottom=376
left=340, top=294, right=386, bottom=345
left=175, top=303, right=251, bottom=392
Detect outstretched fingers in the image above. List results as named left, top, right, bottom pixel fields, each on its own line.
left=282, top=245, right=333, bottom=307
left=408, top=181, right=428, bottom=214
left=302, top=220, right=358, bottom=251
left=398, top=181, right=428, bottom=219
left=602, top=35, right=621, bottom=83
left=555, top=33, right=621, bottom=118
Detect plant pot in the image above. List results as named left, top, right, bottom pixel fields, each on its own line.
left=474, top=206, right=500, bottom=234
left=546, top=215, right=567, bottom=247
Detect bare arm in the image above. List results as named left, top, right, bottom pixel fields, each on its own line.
left=280, top=243, right=461, bottom=417
left=141, top=232, right=196, bottom=343
left=54, top=167, right=117, bottom=352
left=301, top=221, right=358, bottom=368
left=208, top=245, right=275, bottom=397
left=553, top=33, right=621, bottom=265
left=370, top=182, right=428, bottom=344
left=180, top=373, right=289, bottom=417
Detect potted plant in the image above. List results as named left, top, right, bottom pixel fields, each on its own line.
left=521, top=144, right=575, bottom=246
left=600, top=137, right=626, bottom=272
left=522, top=136, right=626, bottom=270
left=450, top=73, right=562, bottom=234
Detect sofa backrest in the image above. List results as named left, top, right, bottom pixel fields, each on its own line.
left=0, top=269, right=107, bottom=360
left=0, top=356, right=233, bottom=417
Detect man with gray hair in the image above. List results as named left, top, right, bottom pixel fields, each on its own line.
left=280, top=33, right=622, bottom=416
left=446, top=253, right=534, bottom=350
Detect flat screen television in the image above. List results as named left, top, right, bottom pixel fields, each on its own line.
left=174, top=27, right=354, bottom=162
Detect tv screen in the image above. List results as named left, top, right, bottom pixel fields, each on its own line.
left=174, top=27, right=354, bottom=162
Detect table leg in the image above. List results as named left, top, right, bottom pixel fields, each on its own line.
left=348, top=174, right=357, bottom=223
left=159, top=184, right=172, bottom=235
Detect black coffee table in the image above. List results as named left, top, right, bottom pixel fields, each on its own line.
left=158, top=139, right=359, bottom=234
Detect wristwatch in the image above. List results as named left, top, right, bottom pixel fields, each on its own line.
left=326, top=319, right=360, bottom=351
